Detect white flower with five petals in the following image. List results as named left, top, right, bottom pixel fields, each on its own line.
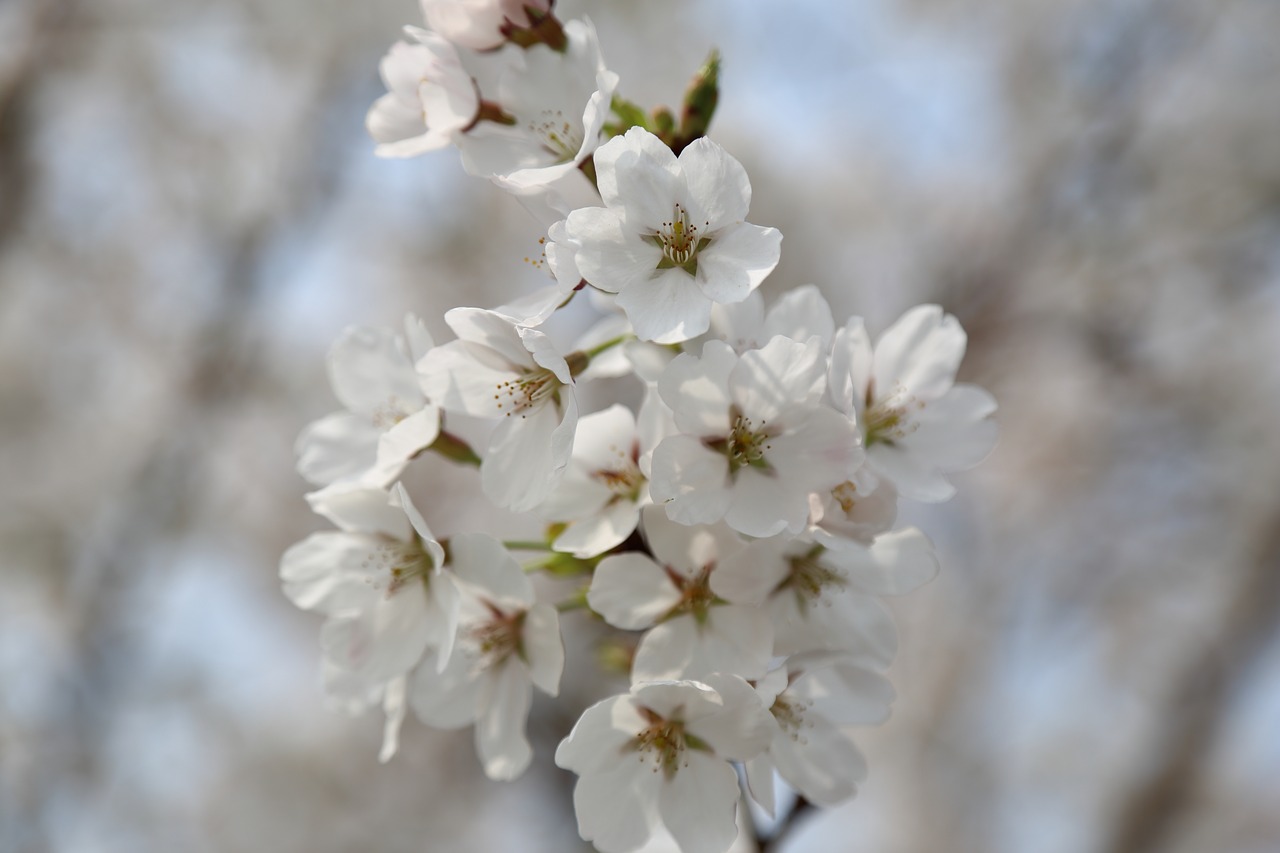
left=554, top=127, right=782, bottom=343
left=554, top=675, right=772, bottom=853
left=410, top=533, right=563, bottom=780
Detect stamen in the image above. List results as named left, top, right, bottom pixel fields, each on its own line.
left=864, top=382, right=924, bottom=446
left=529, top=109, right=583, bottom=163
left=591, top=442, right=645, bottom=502
left=627, top=705, right=708, bottom=779
left=469, top=605, right=527, bottom=668
left=361, top=539, right=434, bottom=598
left=778, top=547, right=845, bottom=608
left=493, top=367, right=562, bottom=419
left=705, top=409, right=775, bottom=473
left=651, top=204, right=712, bottom=273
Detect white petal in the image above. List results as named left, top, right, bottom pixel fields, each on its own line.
left=371, top=406, right=440, bottom=484
left=555, top=694, right=646, bottom=775
left=295, top=412, right=380, bottom=486
left=677, top=137, right=751, bottom=230
left=696, top=223, right=782, bottom=305
left=694, top=673, right=776, bottom=760
left=649, top=436, right=732, bottom=527
left=304, top=484, right=411, bottom=539
left=588, top=553, right=682, bottom=630
left=792, top=660, right=895, bottom=726
left=682, top=605, right=772, bottom=681
left=444, top=306, right=533, bottom=369
left=378, top=677, right=408, bottom=763
left=449, top=532, right=533, bottom=607
left=823, top=527, right=938, bottom=596
left=730, top=335, right=825, bottom=424
left=868, top=443, right=957, bottom=502
left=640, top=504, right=742, bottom=579
left=475, top=661, right=533, bottom=780
left=744, top=754, right=778, bottom=816
left=327, top=325, right=422, bottom=416
left=410, top=649, right=480, bottom=729
left=900, top=383, right=999, bottom=470
left=616, top=267, right=712, bottom=344
left=710, top=538, right=792, bottom=606
left=552, top=499, right=642, bottom=558
left=657, top=341, right=736, bottom=435
left=828, top=318, right=873, bottom=420
left=573, top=762, right=657, bottom=853
left=569, top=206, right=664, bottom=294
left=631, top=617, right=697, bottom=682
left=279, top=532, right=379, bottom=614
left=481, top=398, right=573, bottom=512
left=724, top=466, right=806, bottom=538
left=872, top=304, right=965, bottom=402
left=770, top=716, right=865, bottom=806
left=522, top=603, right=564, bottom=697
left=658, top=753, right=741, bottom=853
left=764, top=406, right=863, bottom=491
left=596, top=126, right=683, bottom=229
left=764, top=285, right=835, bottom=348
left=389, top=483, right=446, bottom=568
left=417, top=340, right=520, bottom=419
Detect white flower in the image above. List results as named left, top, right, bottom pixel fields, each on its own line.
left=458, top=19, right=617, bottom=191
left=829, top=305, right=998, bottom=502
left=707, top=283, right=836, bottom=355
left=587, top=506, right=771, bottom=682
left=410, top=533, right=563, bottom=780
left=806, top=474, right=899, bottom=549
left=366, top=28, right=478, bottom=158
left=715, top=528, right=938, bottom=661
left=649, top=336, right=863, bottom=537
left=418, top=307, right=579, bottom=512
left=295, top=315, right=440, bottom=488
left=421, top=0, right=552, bottom=51
left=540, top=404, right=650, bottom=558
left=280, top=483, right=459, bottom=695
left=556, top=127, right=782, bottom=343
left=744, top=656, right=894, bottom=814
left=554, top=675, right=773, bottom=853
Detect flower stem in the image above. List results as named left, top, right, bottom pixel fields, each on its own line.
left=503, top=540, right=552, bottom=552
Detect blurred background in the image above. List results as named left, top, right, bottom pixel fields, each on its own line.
left=3, top=0, right=1280, bottom=850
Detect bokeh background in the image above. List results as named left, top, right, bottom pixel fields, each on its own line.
left=3, top=0, right=1280, bottom=850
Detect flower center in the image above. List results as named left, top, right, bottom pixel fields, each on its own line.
left=778, top=547, right=845, bottom=608
left=662, top=565, right=718, bottom=624
left=706, top=410, right=774, bottom=473
left=832, top=481, right=859, bottom=514
left=493, top=367, right=562, bottom=418
left=470, top=605, right=527, bottom=668
left=628, top=706, right=709, bottom=779
left=372, top=395, right=417, bottom=430
left=590, top=441, right=645, bottom=502
left=770, top=694, right=815, bottom=744
left=864, top=382, right=923, bottom=446
left=528, top=109, right=583, bottom=163
left=365, top=539, right=434, bottom=597
left=652, top=204, right=710, bottom=274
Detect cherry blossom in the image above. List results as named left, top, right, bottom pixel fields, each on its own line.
left=650, top=336, right=862, bottom=537
left=554, top=675, right=772, bottom=853
left=366, top=28, right=479, bottom=158
left=410, top=533, right=563, bottom=780
left=829, top=305, right=998, bottom=502
left=587, top=507, right=771, bottom=682
left=554, top=127, right=782, bottom=343
left=421, top=0, right=553, bottom=51
left=294, top=315, right=439, bottom=488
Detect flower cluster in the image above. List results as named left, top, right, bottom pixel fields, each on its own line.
left=282, top=2, right=997, bottom=851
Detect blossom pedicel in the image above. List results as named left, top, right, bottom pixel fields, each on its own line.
left=283, top=3, right=998, bottom=850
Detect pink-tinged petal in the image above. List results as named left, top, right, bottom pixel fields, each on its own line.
left=295, top=412, right=380, bottom=486
left=616, top=267, right=712, bottom=344
left=410, top=649, right=481, bottom=729
left=822, top=527, right=938, bottom=596
left=649, top=436, right=732, bottom=527
left=596, top=127, right=683, bottom=229
left=724, top=467, right=806, bottom=538
left=730, top=335, right=825, bottom=424
left=378, top=677, right=408, bottom=763
left=744, top=754, right=778, bottom=816
left=682, top=605, right=772, bottom=681
left=328, top=326, right=422, bottom=416
left=828, top=319, right=873, bottom=420
left=710, top=538, right=792, bottom=606
left=872, top=304, right=965, bottom=402
left=589, top=553, right=682, bottom=630
left=553, top=498, right=642, bottom=558
left=305, top=484, right=411, bottom=539
left=769, top=715, right=865, bottom=806
left=658, top=752, right=741, bottom=853
left=279, top=532, right=380, bottom=614
left=792, top=660, right=895, bottom=726
left=696, top=223, right=782, bottom=304
left=481, top=398, right=574, bottom=512
left=677, top=137, right=751, bottom=230
left=632, top=616, right=698, bottom=682
left=764, top=285, right=835, bottom=348
left=522, top=602, right=564, bottom=697
left=449, top=532, right=532, bottom=607
left=657, top=341, right=737, bottom=435
left=475, top=660, right=533, bottom=780
left=573, top=762, right=657, bottom=853
left=764, top=406, right=863, bottom=490
left=568, top=206, right=664, bottom=294
left=868, top=442, right=956, bottom=502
